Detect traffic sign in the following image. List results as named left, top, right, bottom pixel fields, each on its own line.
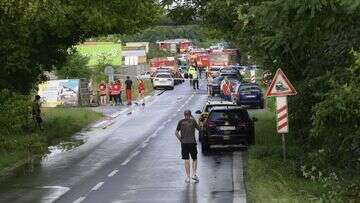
left=265, top=68, right=297, bottom=97
left=261, top=70, right=272, bottom=86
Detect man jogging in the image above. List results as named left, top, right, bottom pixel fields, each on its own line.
left=125, top=76, right=133, bottom=105
left=176, top=110, right=201, bottom=183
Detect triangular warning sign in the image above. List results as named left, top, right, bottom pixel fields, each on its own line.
left=266, top=68, right=297, bottom=97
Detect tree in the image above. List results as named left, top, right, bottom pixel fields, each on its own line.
left=0, top=0, right=162, bottom=94
left=56, top=51, right=90, bottom=80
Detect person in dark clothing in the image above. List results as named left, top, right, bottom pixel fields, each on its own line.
left=176, top=110, right=201, bottom=183
left=32, top=95, right=43, bottom=130
left=125, top=76, right=133, bottom=105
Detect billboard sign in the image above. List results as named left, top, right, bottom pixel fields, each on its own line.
left=38, top=79, right=80, bottom=107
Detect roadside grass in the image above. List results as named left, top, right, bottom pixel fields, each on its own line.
left=0, top=108, right=102, bottom=173
left=247, top=110, right=326, bottom=202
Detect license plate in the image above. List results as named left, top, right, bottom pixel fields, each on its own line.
left=219, top=126, right=236, bottom=130
left=245, top=95, right=256, bottom=98
left=223, top=135, right=230, bottom=140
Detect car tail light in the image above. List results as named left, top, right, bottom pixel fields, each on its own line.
left=206, top=121, right=216, bottom=128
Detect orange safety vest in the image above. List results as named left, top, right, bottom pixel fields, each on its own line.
left=99, top=84, right=107, bottom=96
left=138, top=81, right=145, bottom=92
left=222, top=82, right=231, bottom=96
left=111, top=83, right=121, bottom=95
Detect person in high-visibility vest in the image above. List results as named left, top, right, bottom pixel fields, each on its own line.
left=192, top=68, right=199, bottom=90
left=205, top=66, right=209, bottom=79
left=188, top=65, right=196, bottom=87
left=98, top=81, right=107, bottom=105
left=137, top=79, right=146, bottom=106
left=221, top=79, right=232, bottom=102
left=112, top=80, right=122, bottom=106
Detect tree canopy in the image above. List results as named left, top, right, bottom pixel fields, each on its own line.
left=0, top=0, right=161, bottom=93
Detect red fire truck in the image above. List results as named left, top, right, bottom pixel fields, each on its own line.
left=149, top=57, right=177, bottom=75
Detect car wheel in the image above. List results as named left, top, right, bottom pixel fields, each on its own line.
left=170, top=86, right=174, bottom=90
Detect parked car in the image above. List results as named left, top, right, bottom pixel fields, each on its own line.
left=201, top=106, right=257, bottom=152
left=195, top=101, right=237, bottom=142
left=208, top=66, right=223, bottom=78
left=211, top=76, right=240, bottom=97
left=220, top=68, right=242, bottom=80
left=138, top=71, right=151, bottom=80
left=233, top=83, right=264, bottom=109
left=153, top=73, right=175, bottom=90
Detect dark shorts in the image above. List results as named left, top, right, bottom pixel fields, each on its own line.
left=181, top=143, right=197, bottom=160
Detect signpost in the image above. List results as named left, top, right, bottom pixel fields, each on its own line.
left=261, top=70, right=272, bottom=86
left=104, top=65, right=114, bottom=83
left=265, top=68, right=297, bottom=161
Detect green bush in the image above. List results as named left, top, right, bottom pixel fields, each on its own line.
left=0, top=90, right=31, bottom=135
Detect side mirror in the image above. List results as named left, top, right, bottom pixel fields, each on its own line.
left=195, top=110, right=202, bottom=114
left=252, top=117, right=258, bottom=122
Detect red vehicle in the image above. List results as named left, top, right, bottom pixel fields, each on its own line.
left=196, top=53, right=210, bottom=69
left=209, top=49, right=241, bottom=67
left=149, top=57, right=177, bottom=75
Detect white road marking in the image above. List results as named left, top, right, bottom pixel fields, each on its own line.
left=121, top=151, right=140, bottom=166
left=92, top=120, right=107, bottom=128
left=39, top=186, right=70, bottom=203
left=91, top=182, right=104, bottom=191
left=73, top=196, right=86, bottom=203
left=233, top=151, right=247, bottom=203
left=108, top=169, right=119, bottom=177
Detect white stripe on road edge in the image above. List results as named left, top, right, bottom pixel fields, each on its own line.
left=121, top=151, right=140, bottom=166
left=92, top=120, right=108, bottom=128
left=91, top=182, right=104, bottom=191
left=108, top=169, right=119, bottom=177
left=73, top=196, right=86, bottom=203
left=233, top=152, right=247, bottom=203
left=39, top=186, right=70, bottom=203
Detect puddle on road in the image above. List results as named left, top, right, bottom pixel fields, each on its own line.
left=0, top=134, right=86, bottom=184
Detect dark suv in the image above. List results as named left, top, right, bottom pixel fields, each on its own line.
left=201, top=106, right=256, bottom=152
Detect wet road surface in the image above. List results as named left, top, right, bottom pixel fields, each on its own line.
left=0, top=81, right=247, bottom=203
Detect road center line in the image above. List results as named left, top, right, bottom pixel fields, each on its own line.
left=121, top=151, right=140, bottom=166
left=91, top=182, right=104, bottom=191
left=73, top=196, right=86, bottom=203
left=233, top=152, right=247, bottom=203
left=108, top=169, right=119, bottom=177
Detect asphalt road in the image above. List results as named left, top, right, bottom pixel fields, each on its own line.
left=0, top=80, right=247, bottom=203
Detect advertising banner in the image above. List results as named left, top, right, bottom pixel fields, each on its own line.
left=38, top=79, right=80, bottom=107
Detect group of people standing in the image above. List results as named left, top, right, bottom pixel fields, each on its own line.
left=98, top=76, right=146, bottom=106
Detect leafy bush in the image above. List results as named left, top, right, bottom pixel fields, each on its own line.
left=0, top=90, right=31, bottom=135
left=308, top=52, right=360, bottom=171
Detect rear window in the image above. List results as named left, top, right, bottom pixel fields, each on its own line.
left=205, top=104, right=236, bottom=112
left=208, top=109, right=250, bottom=122
left=156, top=74, right=171, bottom=78
left=240, top=85, right=260, bottom=91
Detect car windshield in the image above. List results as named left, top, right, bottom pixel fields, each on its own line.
left=156, top=74, right=171, bottom=78
left=208, top=109, right=250, bottom=122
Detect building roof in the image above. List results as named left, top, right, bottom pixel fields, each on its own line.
left=122, top=50, right=146, bottom=57
left=156, top=39, right=191, bottom=44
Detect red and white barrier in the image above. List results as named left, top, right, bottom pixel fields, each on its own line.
left=250, top=69, right=256, bottom=83
left=276, top=96, right=288, bottom=133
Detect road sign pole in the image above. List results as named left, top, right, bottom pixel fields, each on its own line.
left=282, top=133, right=286, bottom=161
